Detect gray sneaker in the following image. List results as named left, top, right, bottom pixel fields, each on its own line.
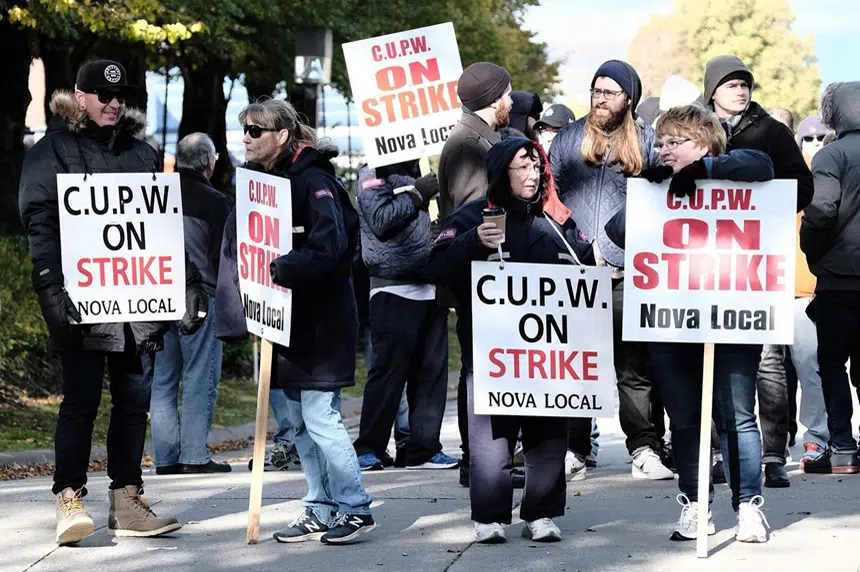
left=56, top=488, right=95, bottom=545
left=108, top=485, right=182, bottom=537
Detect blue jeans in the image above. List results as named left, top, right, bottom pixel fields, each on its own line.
left=150, top=296, right=223, bottom=467
left=269, top=389, right=297, bottom=451
left=284, top=388, right=373, bottom=522
left=649, top=343, right=762, bottom=510
left=787, top=298, right=829, bottom=448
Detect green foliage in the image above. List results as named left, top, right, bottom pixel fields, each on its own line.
left=0, top=236, right=60, bottom=395
left=628, top=0, right=820, bottom=119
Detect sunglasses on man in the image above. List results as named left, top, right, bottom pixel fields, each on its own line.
left=243, top=124, right=278, bottom=139
left=88, top=90, right=128, bottom=105
left=802, top=135, right=825, bottom=143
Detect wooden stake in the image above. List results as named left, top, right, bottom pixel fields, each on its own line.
left=697, top=342, right=716, bottom=558
left=246, top=338, right=273, bottom=544
left=418, top=156, right=439, bottom=221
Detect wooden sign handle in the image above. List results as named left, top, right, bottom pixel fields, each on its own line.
left=697, top=342, right=716, bottom=558
left=246, top=338, right=273, bottom=544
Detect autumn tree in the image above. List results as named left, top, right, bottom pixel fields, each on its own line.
left=628, top=0, right=820, bottom=119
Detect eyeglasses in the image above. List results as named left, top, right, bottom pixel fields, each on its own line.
left=654, top=138, right=691, bottom=151
left=802, top=135, right=825, bottom=143
left=90, top=90, right=127, bottom=105
left=508, top=162, right=542, bottom=177
left=590, top=88, right=626, bottom=101
left=243, top=125, right=278, bottom=138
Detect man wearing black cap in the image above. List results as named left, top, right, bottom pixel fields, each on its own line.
left=438, top=61, right=511, bottom=486
left=550, top=60, right=674, bottom=481
left=535, top=103, right=576, bottom=152
left=704, top=55, right=815, bottom=488
left=509, top=91, right=543, bottom=141
left=18, top=59, right=205, bottom=545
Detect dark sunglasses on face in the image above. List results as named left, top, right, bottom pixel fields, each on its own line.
left=803, top=135, right=825, bottom=142
left=91, top=90, right=127, bottom=105
left=243, top=124, right=278, bottom=138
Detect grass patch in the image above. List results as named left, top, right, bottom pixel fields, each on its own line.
left=0, top=315, right=462, bottom=453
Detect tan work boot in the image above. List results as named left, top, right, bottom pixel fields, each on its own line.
left=108, top=485, right=181, bottom=537
left=56, top=488, right=95, bottom=545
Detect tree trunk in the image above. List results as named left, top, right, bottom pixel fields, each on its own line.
left=38, top=35, right=90, bottom=122
left=179, top=62, right=234, bottom=195
left=244, top=77, right=275, bottom=103
left=0, top=19, right=33, bottom=235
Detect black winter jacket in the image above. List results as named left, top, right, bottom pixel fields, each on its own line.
left=800, top=82, right=860, bottom=290
left=721, top=102, right=813, bottom=213
left=549, top=117, right=659, bottom=268
left=18, top=90, right=173, bottom=353
left=215, top=146, right=360, bottom=390
left=178, top=169, right=231, bottom=295
left=356, top=165, right=432, bottom=286
left=428, top=138, right=594, bottom=370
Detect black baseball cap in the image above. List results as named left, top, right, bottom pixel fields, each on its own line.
left=76, top=60, right=135, bottom=92
left=535, top=104, right=576, bottom=130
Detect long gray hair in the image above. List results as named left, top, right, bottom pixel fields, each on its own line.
left=238, top=98, right=337, bottom=159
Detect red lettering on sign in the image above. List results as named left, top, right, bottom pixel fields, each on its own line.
left=76, top=256, right=173, bottom=287
left=485, top=348, right=600, bottom=380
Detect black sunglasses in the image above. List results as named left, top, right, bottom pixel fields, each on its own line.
left=243, top=124, right=278, bottom=138
left=802, top=135, right=825, bottom=142
left=90, top=90, right=127, bottom=105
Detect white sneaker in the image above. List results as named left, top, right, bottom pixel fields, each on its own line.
left=522, top=518, right=562, bottom=542
left=564, top=451, right=587, bottom=482
left=734, top=496, right=769, bottom=543
left=670, top=494, right=715, bottom=541
left=632, top=447, right=675, bottom=480
left=474, top=522, right=506, bottom=544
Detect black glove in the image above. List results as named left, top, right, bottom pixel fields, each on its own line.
left=181, top=282, right=207, bottom=335
left=640, top=165, right=674, bottom=183
left=129, top=321, right=168, bottom=355
left=36, top=284, right=82, bottom=331
left=669, top=159, right=707, bottom=198
left=181, top=258, right=207, bottom=335
left=410, top=173, right=439, bottom=208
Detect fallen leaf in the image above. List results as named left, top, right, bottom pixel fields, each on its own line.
left=645, top=495, right=653, bottom=499
left=429, top=498, right=438, bottom=503
left=585, top=527, right=596, bottom=532
left=446, top=549, right=460, bottom=553
left=572, top=491, right=581, bottom=497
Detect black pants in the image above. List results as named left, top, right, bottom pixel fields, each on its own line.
left=53, top=346, right=153, bottom=496
left=457, top=309, right=470, bottom=464
left=814, top=291, right=860, bottom=452
left=784, top=353, right=799, bottom=443
left=756, top=344, right=789, bottom=464
left=353, top=293, right=449, bottom=465
left=613, top=285, right=664, bottom=455
left=467, top=374, right=566, bottom=524
left=567, top=417, right=593, bottom=457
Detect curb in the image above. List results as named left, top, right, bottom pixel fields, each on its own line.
left=0, top=372, right=460, bottom=468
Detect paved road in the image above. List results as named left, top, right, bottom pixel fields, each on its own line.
left=3, top=400, right=860, bottom=572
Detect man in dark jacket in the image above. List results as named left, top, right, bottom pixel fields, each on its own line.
left=150, top=133, right=232, bottom=475
left=704, top=55, right=816, bottom=485
left=216, top=98, right=375, bottom=544
left=800, top=81, right=860, bottom=474
left=438, top=61, right=512, bottom=485
left=351, top=161, right=457, bottom=471
left=550, top=60, right=672, bottom=480
left=508, top=91, right=543, bottom=140
left=18, top=60, right=205, bottom=545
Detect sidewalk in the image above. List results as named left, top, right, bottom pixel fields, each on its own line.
left=3, top=400, right=860, bottom=572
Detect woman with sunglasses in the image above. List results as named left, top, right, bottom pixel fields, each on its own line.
left=428, top=137, right=593, bottom=544
left=606, top=104, right=777, bottom=544
left=216, top=99, right=375, bottom=545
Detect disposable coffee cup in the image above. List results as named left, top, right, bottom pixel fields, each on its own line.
left=482, top=206, right=506, bottom=242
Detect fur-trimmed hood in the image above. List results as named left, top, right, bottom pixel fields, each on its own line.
left=820, top=82, right=860, bottom=136
left=48, top=89, right=147, bottom=139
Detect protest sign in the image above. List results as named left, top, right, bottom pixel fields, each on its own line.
left=622, top=179, right=797, bottom=345
left=471, top=262, right=615, bottom=418
left=343, top=22, right=463, bottom=168
left=57, top=173, right=185, bottom=324
left=235, top=168, right=292, bottom=346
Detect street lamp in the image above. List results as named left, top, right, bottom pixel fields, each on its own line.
left=294, top=27, right=332, bottom=129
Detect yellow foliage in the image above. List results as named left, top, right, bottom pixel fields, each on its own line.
left=8, top=6, right=37, bottom=27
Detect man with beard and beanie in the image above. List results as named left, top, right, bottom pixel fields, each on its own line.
left=704, top=55, right=815, bottom=487
left=438, top=61, right=512, bottom=487
left=509, top=91, right=543, bottom=141
left=351, top=159, right=458, bottom=471
left=800, top=81, right=860, bottom=475
left=18, top=59, right=208, bottom=545
left=549, top=60, right=674, bottom=481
